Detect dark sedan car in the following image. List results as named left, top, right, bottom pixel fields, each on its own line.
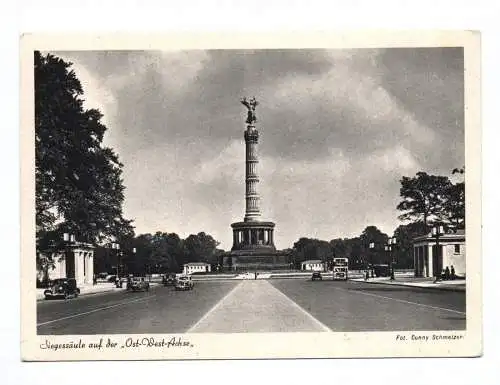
left=311, top=271, right=323, bottom=281
left=44, top=278, right=80, bottom=300
left=162, top=274, right=176, bottom=286
left=126, top=277, right=150, bottom=292
left=174, top=275, right=194, bottom=291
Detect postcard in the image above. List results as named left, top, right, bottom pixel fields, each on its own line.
left=20, top=31, right=481, bottom=360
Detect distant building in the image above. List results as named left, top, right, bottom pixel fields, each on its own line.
left=301, top=260, right=324, bottom=271
left=183, top=262, right=211, bottom=275
left=413, top=229, right=465, bottom=278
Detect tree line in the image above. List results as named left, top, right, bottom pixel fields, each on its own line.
left=289, top=168, right=465, bottom=269
left=94, top=232, right=223, bottom=275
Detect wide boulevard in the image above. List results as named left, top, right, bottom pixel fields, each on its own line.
left=37, top=279, right=465, bottom=335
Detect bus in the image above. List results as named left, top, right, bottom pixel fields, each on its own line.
left=332, top=257, right=349, bottom=280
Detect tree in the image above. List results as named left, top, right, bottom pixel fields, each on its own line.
left=393, top=221, right=428, bottom=269
left=183, top=232, right=220, bottom=263
left=397, top=172, right=452, bottom=227
left=443, top=167, right=465, bottom=230
left=144, top=232, right=184, bottom=273
left=35, top=51, right=133, bottom=252
left=329, top=238, right=349, bottom=258
left=359, top=226, right=388, bottom=247
left=452, top=166, right=465, bottom=175
left=292, top=238, right=331, bottom=269
left=442, top=182, right=465, bottom=230
left=358, top=226, right=389, bottom=266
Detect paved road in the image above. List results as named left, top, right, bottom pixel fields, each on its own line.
left=37, top=279, right=465, bottom=335
left=270, top=279, right=465, bottom=331
left=37, top=281, right=238, bottom=335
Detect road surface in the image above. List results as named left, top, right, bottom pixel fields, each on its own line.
left=37, top=279, right=465, bottom=335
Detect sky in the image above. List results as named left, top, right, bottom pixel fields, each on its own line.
left=51, top=48, right=464, bottom=250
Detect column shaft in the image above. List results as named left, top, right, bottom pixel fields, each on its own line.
left=428, top=244, right=434, bottom=277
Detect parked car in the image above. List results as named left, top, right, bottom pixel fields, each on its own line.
left=106, top=275, right=117, bottom=283
left=162, top=274, right=176, bottom=286
left=311, top=271, right=322, bottom=281
left=174, top=275, right=194, bottom=291
left=126, top=277, right=150, bottom=292
left=44, top=278, right=80, bottom=300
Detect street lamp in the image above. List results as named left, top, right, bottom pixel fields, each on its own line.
left=110, top=243, right=137, bottom=287
left=385, top=237, right=397, bottom=280
left=111, top=242, right=120, bottom=280
left=368, top=242, right=376, bottom=278
left=431, top=224, right=445, bottom=281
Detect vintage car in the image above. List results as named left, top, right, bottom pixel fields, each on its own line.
left=174, top=275, right=194, bottom=291
left=44, top=278, right=81, bottom=300
left=311, top=271, right=323, bottom=281
left=162, top=274, right=176, bottom=286
left=115, top=276, right=130, bottom=288
left=126, top=277, right=150, bottom=292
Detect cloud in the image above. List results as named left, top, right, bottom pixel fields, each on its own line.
left=49, top=49, right=464, bottom=249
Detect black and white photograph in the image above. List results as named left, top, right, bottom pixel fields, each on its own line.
left=20, top=32, right=481, bottom=360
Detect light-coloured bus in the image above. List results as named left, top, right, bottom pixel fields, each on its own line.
left=332, top=257, right=349, bottom=280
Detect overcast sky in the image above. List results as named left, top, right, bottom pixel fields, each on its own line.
left=52, top=48, right=464, bottom=250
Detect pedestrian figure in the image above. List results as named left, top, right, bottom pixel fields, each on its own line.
left=450, top=265, right=456, bottom=280
left=444, top=266, right=450, bottom=280
left=365, top=270, right=369, bottom=280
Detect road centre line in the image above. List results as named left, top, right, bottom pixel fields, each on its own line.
left=187, top=282, right=242, bottom=332
left=37, top=295, right=156, bottom=326
left=269, top=283, right=332, bottom=332
left=340, top=287, right=465, bottom=315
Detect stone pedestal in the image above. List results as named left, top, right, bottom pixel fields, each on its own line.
left=229, top=221, right=283, bottom=269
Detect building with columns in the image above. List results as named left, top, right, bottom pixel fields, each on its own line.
left=228, top=97, right=288, bottom=270
left=413, top=229, right=465, bottom=278
left=38, top=242, right=95, bottom=287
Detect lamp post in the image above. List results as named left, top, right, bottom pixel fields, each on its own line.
left=111, top=243, right=137, bottom=286
left=368, top=242, right=375, bottom=278
left=111, top=243, right=121, bottom=286
left=385, top=237, right=397, bottom=280
left=431, top=224, right=445, bottom=281
left=131, top=247, right=136, bottom=277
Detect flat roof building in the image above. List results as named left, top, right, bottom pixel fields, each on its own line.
left=413, top=229, right=465, bottom=278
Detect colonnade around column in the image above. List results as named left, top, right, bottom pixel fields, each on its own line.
left=233, top=228, right=274, bottom=247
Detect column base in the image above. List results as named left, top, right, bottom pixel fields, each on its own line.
left=230, top=221, right=276, bottom=251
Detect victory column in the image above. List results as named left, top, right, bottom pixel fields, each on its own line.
left=228, top=97, right=287, bottom=271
